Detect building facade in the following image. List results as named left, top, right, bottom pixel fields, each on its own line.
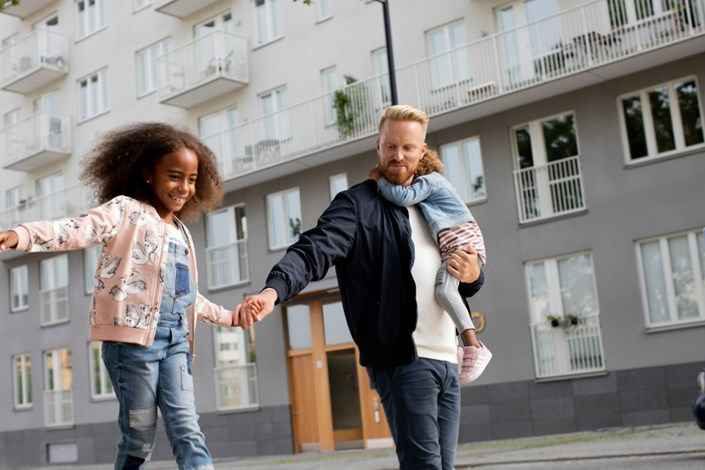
left=0, top=0, right=704, bottom=466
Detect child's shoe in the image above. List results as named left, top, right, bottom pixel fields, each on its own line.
left=458, top=342, right=492, bottom=384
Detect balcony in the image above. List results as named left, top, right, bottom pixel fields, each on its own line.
left=44, top=389, right=74, bottom=428
left=530, top=314, right=606, bottom=379
left=1, top=112, right=72, bottom=171
left=0, top=0, right=55, bottom=18
left=0, top=29, right=69, bottom=94
left=154, top=0, right=221, bottom=18
left=0, top=183, right=92, bottom=232
left=213, top=0, right=705, bottom=191
left=157, top=31, right=248, bottom=108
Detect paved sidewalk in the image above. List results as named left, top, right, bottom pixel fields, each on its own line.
left=25, top=422, right=704, bottom=469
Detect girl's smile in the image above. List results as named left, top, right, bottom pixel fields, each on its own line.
left=146, top=147, right=199, bottom=225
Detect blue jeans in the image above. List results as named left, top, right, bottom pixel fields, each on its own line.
left=367, top=358, right=460, bottom=470
left=102, top=242, right=213, bottom=470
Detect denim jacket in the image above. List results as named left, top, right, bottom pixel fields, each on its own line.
left=377, top=172, right=474, bottom=239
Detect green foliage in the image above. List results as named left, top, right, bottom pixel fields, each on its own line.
left=293, top=0, right=313, bottom=5
left=333, top=75, right=372, bottom=138
left=0, top=0, right=20, bottom=9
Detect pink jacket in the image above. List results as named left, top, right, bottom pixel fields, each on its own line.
left=14, top=195, right=235, bottom=357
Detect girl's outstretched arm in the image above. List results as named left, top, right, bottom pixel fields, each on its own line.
left=0, top=230, right=19, bottom=251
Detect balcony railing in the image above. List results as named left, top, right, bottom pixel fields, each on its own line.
left=530, top=314, right=606, bottom=379
left=213, top=0, right=704, bottom=184
left=205, top=239, right=249, bottom=290
left=0, top=112, right=72, bottom=171
left=154, top=0, right=221, bottom=18
left=0, top=183, right=93, bottom=231
left=513, top=155, right=586, bottom=223
left=157, top=31, right=248, bottom=108
left=44, top=389, right=74, bottom=427
left=0, top=29, right=69, bottom=94
left=214, top=363, right=259, bottom=411
left=40, top=286, right=69, bottom=326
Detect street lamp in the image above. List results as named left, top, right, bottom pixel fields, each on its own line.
left=372, top=0, right=398, bottom=105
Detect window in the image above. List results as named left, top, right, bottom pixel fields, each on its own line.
left=44, top=348, right=73, bottom=427
left=440, top=136, right=486, bottom=203
left=5, top=184, right=26, bottom=231
left=78, top=70, right=109, bottom=121
left=525, top=252, right=605, bottom=378
left=425, top=20, right=470, bottom=89
left=213, top=326, right=258, bottom=410
left=75, top=0, right=105, bottom=39
left=205, top=204, right=248, bottom=289
left=10, top=265, right=29, bottom=312
left=133, top=0, right=152, bottom=11
left=329, top=173, right=348, bottom=200
left=199, top=107, right=241, bottom=176
left=321, top=66, right=338, bottom=126
left=260, top=86, right=290, bottom=142
left=254, top=0, right=282, bottom=46
left=84, top=245, right=100, bottom=294
left=40, top=255, right=69, bottom=326
left=619, top=77, right=704, bottom=162
left=316, top=0, right=332, bottom=21
left=88, top=341, right=114, bottom=400
left=136, top=38, right=171, bottom=97
left=512, top=112, right=585, bottom=223
left=637, top=228, right=705, bottom=327
left=194, top=13, right=235, bottom=78
left=36, top=172, right=64, bottom=220
left=266, top=187, right=301, bottom=250
left=13, top=353, right=32, bottom=409
left=372, top=47, right=391, bottom=107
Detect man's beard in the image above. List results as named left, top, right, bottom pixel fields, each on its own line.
left=381, top=163, right=415, bottom=185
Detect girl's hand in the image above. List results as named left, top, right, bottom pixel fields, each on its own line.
left=237, top=289, right=278, bottom=329
left=447, top=245, right=480, bottom=283
left=0, top=230, right=19, bottom=252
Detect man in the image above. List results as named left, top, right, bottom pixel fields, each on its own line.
left=238, top=105, right=483, bottom=469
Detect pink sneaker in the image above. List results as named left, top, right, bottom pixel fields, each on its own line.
left=458, top=342, right=492, bottom=384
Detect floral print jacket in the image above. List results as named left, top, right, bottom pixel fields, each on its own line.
left=13, top=195, right=235, bottom=356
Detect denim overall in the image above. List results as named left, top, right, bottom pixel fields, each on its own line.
left=102, top=232, right=214, bottom=470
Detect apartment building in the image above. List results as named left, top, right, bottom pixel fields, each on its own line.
left=0, top=0, right=704, bottom=466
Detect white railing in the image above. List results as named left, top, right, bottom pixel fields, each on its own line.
left=40, top=286, right=69, bottom=326
left=210, top=0, right=704, bottom=182
left=44, top=389, right=74, bottom=427
left=0, top=183, right=93, bottom=230
left=530, top=314, right=606, bottom=378
left=513, top=155, right=586, bottom=223
left=0, top=29, right=68, bottom=83
left=0, top=111, right=72, bottom=168
left=214, top=363, right=259, bottom=411
left=205, top=239, right=249, bottom=290
left=156, top=30, right=248, bottom=101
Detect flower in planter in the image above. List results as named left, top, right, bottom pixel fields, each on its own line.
left=546, top=314, right=561, bottom=327
left=564, top=313, right=579, bottom=326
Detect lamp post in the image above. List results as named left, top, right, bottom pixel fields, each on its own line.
left=373, top=0, right=398, bottom=105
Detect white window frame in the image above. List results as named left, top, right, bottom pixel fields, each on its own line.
left=133, top=0, right=152, bottom=12
left=40, top=255, right=70, bottom=326
left=316, top=0, right=332, bottom=22
left=199, top=106, right=241, bottom=177
left=205, top=204, right=249, bottom=290
left=78, top=69, right=109, bottom=122
left=36, top=172, right=65, bottom=220
left=254, top=0, right=283, bottom=46
left=372, top=47, right=391, bottom=107
left=425, top=19, right=470, bottom=89
left=636, top=228, right=705, bottom=329
left=618, top=76, right=705, bottom=164
left=75, top=0, right=106, bottom=40
left=10, top=265, right=29, bottom=312
left=136, top=38, right=171, bottom=97
left=43, top=348, right=74, bottom=427
left=88, top=341, right=115, bottom=400
left=84, top=245, right=101, bottom=295
left=329, top=173, right=348, bottom=200
left=13, top=353, right=32, bottom=410
left=213, top=327, right=259, bottom=411
left=259, top=85, right=290, bottom=142
left=321, top=66, right=338, bottom=126
left=440, top=136, right=487, bottom=204
left=266, top=187, right=302, bottom=250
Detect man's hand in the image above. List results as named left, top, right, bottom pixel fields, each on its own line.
left=368, top=166, right=382, bottom=181
left=447, top=245, right=480, bottom=283
left=237, top=289, right=278, bottom=330
left=0, top=230, right=19, bottom=252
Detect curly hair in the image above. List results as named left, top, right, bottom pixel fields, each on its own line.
left=80, top=122, right=223, bottom=222
left=415, top=148, right=445, bottom=178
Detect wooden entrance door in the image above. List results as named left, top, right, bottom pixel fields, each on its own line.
left=285, top=295, right=391, bottom=452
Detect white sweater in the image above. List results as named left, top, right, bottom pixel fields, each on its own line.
left=409, top=207, right=458, bottom=363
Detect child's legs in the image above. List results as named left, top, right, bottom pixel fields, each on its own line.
left=102, top=339, right=162, bottom=469
left=435, top=261, right=475, bottom=334
left=157, top=328, right=213, bottom=470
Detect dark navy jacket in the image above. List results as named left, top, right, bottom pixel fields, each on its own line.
left=264, top=179, right=484, bottom=368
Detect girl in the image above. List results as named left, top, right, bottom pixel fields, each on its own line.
left=0, top=122, right=237, bottom=470
left=368, top=149, right=492, bottom=384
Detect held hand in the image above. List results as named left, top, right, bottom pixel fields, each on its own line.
left=367, top=166, right=382, bottom=181
left=447, top=245, right=480, bottom=283
left=0, top=230, right=19, bottom=252
left=238, top=290, right=277, bottom=330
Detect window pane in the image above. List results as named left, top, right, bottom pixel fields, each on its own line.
left=515, top=126, right=534, bottom=168
left=649, top=87, right=675, bottom=153
left=668, top=235, right=698, bottom=319
left=286, top=304, right=312, bottom=350
left=675, top=80, right=705, bottom=147
left=284, top=189, right=301, bottom=242
left=622, top=96, right=648, bottom=159
left=463, top=138, right=486, bottom=198
left=557, top=254, right=597, bottom=316
left=527, top=262, right=550, bottom=323
left=641, top=240, right=669, bottom=323
left=207, top=210, right=231, bottom=247
left=267, top=194, right=285, bottom=248
left=323, top=301, right=353, bottom=345
left=542, top=114, right=577, bottom=162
